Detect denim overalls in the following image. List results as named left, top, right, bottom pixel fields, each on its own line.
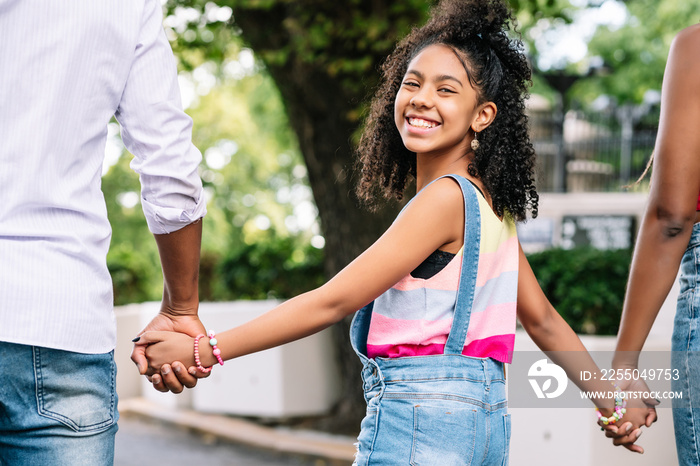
left=350, top=175, right=511, bottom=465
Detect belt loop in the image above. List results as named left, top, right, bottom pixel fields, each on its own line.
left=363, top=358, right=383, bottom=389
left=482, top=359, right=490, bottom=391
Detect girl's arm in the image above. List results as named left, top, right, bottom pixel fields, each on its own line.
left=137, top=178, right=467, bottom=369
left=613, top=25, right=700, bottom=369
left=516, top=245, right=653, bottom=453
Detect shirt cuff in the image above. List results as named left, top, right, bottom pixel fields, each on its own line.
left=141, top=194, right=207, bottom=234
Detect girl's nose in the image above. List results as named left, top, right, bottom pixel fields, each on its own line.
left=410, top=90, right=432, bottom=108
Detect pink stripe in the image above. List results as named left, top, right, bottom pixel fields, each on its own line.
left=476, top=237, right=519, bottom=286
left=465, top=302, right=516, bottom=337
left=462, top=334, right=515, bottom=363
left=422, top=253, right=462, bottom=290
left=366, top=305, right=516, bottom=346
left=367, top=335, right=515, bottom=362
left=367, top=343, right=445, bottom=359
left=367, top=312, right=451, bottom=346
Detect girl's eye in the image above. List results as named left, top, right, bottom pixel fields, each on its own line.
left=438, top=88, right=456, bottom=94
left=403, top=81, right=419, bottom=88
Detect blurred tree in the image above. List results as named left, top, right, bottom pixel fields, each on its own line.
left=102, top=145, right=163, bottom=304
left=162, top=0, right=576, bottom=272
left=566, top=0, right=700, bottom=105
left=163, top=1, right=430, bottom=430
left=103, top=50, right=324, bottom=305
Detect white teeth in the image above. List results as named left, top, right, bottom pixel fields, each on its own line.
left=408, top=117, right=437, bottom=128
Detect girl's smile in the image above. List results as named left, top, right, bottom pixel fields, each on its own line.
left=394, top=43, right=482, bottom=158
left=405, top=115, right=440, bottom=132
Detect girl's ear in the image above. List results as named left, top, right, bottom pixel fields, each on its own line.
left=471, top=101, right=497, bottom=133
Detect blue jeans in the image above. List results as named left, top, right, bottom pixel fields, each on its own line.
left=672, top=222, right=700, bottom=465
left=353, top=355, right=509, bottom=465
left=0, top=341, right=118, bottom=466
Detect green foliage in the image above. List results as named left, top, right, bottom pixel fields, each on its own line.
left=102, top=31, right=321, bottom=306
left=527, top=247, right=632, bottom=335
left=108, top=244, right=156, bottom=306
left=220, top=232, right=325, bottom=300
left=103, top=146, right=163, bottom=304
left=574, top=0, right=700, bottom=104
left=164, top=0, right=432, bottom=97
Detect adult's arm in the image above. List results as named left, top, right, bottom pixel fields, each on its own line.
left=613, top=25, right=700, bottom=367
left=130, top=220, right=206, bottom=390
left=116, top=0, right=208, bottom=391
left=605, top=24, right=700, bottom=452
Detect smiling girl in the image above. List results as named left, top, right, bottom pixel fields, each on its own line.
left=137, top=0, right=651, bottom=462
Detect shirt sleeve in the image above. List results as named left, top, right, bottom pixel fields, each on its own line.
left=115, top=0, right=206, bottom=234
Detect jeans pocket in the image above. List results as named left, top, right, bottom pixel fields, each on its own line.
left=410, top=404, right=477, bottom=465
left=34, top=348, right=117, bottom=432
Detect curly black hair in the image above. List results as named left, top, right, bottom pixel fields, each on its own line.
left=356, top=0, right=538, bottom=220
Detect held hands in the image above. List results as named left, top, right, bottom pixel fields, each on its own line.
left=130, top=311, right=209, bottom=393
left=134, top=331, right=200, bottom=373
left=599, top=378, right=659, bottom=454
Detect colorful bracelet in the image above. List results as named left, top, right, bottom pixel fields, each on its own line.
left=193, top=334, right=213, bottom=373
left=208, top=330, right=224, bottom=366
left=596, top=383, right=627, bottom=426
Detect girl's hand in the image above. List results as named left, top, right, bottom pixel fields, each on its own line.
left=600, top=379, right=659, bottom=454
left=135, top=331, right=197, bottom=373
left=131, top=312, right=206, bottom=375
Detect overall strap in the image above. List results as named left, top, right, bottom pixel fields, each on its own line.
left=443, top=175, right=481, bottom=355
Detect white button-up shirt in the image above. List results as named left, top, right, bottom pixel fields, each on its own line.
left=0, top=0, right=207, bottom=353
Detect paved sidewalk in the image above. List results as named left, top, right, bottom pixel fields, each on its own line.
left=115, top=415, right=315, bottom=465
left=118, top=398, right=356, bottom=465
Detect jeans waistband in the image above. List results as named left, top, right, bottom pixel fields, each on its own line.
left=361, top=355, right=504, bottom=389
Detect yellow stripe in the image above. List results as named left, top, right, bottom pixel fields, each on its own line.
left=477, top=196, right=518, bottom=254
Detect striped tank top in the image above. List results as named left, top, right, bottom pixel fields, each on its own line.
left=366, top=179, right=519, bottom=363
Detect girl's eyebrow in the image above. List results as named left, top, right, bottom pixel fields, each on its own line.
left=405, top=69, right=463, bottom=87
left=436, top=74, right=463, bottom=87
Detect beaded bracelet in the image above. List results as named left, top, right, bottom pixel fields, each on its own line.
left=596, top=383, right=627, bottom=426
left=193, top=334, right=213, bottom=373
left=208, top=330, right=224, bottom=366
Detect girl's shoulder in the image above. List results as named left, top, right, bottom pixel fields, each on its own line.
left=673, top=24, right=700, bottom=55
left=413, top=176, right=468, bottom=211
left=400, top=176, right=466, bottom=234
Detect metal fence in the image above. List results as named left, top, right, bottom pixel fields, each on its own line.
left=528, top=103, right=660, bottom=193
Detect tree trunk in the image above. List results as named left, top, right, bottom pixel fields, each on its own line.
left=231, top=4, right=415, bottom=431
left=267, top=62, right=397, bottom=432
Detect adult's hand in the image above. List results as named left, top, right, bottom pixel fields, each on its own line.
left=601, top=378, right=659, bottom=454
left=131, top=311, right=209, bottom=392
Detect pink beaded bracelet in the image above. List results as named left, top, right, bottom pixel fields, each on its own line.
left=596, top=383, right=627, bottom=426
left=208, top=330, right=224, bottom=366
left=193, top=334, right=213, bottom=373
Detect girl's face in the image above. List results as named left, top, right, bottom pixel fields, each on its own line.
left=394, top=44, right=485, bottom=159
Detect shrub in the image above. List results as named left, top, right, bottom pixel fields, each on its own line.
left=107, top=245, right=158, bottom=305
left=219, top=237, right=325, bottom=300
left=526, top=247, right=632, bottom=335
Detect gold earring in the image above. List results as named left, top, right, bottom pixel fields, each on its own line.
left=471, top=133, right=479, bottom=151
